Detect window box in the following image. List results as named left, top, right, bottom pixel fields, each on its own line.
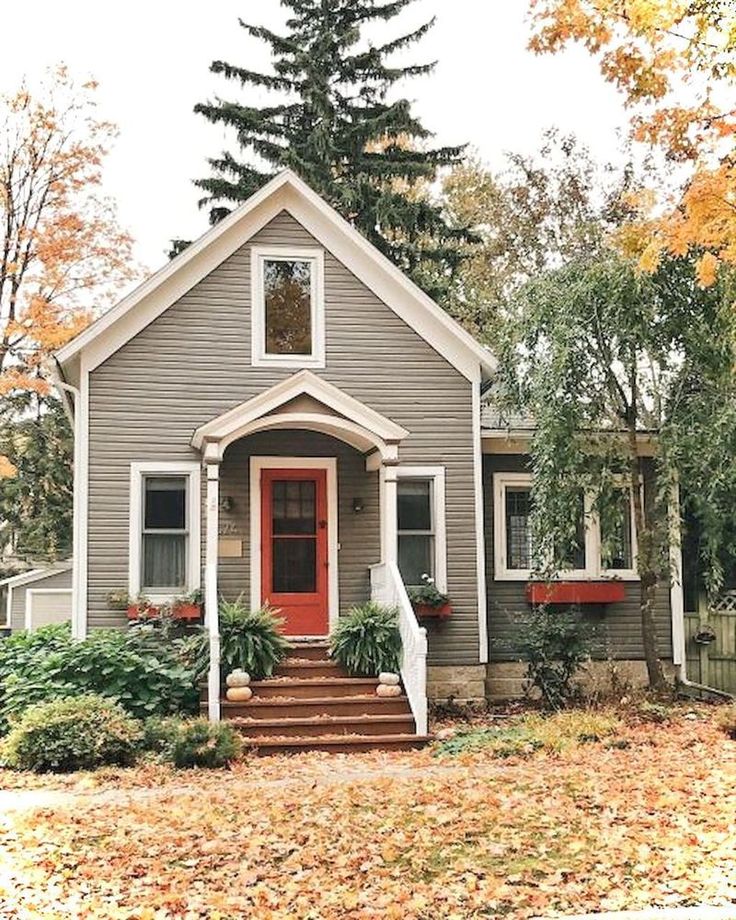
left=525, top=581, right=626, bottom=605
left=126, top=602, right=203, bottom=621
left=171, top=602, right=203, bottom=621
left=413, top=601, right=453, bottom=619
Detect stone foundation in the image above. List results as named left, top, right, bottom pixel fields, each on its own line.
left=427, top=665, right=487, bottom=703
left=486, top=659, right=677, bottom=701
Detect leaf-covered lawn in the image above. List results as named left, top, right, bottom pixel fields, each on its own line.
left=1, top=708, right=735, bottom=919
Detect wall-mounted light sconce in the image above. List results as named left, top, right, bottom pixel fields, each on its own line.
left=220, top=496, right=234, bottom=513
left=352, top=497, right=364, bottom=514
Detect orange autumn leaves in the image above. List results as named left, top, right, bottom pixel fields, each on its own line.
left=0, top=67, right=135, bottom=401
left=0, top=67, right=135, bottom=478
left=529, top=0, right=736, bottom=285
left=0, top=711, right=734, bottom=918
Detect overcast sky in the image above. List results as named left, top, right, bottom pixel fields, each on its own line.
left=1, top=0, right=627, bottom=272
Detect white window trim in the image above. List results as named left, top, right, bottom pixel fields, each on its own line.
left=493, top=472, right=640, bottom=582
left=129, top=462, right=201, bottom=604
left=251, top=245, right=325, bottom=369
left=249, top=457, right=339, bottom=635
left=396, top=466, right=447, bottom=593
left=596, top=482, right=640, bottom=580
left=25, top=589, right=73, bottom=631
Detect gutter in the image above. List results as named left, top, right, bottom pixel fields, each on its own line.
left=43, top=358, right=83, bottom=640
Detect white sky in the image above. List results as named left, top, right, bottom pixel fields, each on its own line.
left=0, top=0, right=628, bottom=273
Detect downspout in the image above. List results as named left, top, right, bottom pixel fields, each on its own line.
left=45, top=358, right=84, bottom=640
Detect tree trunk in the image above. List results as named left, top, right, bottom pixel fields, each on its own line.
left=627, top=429, right=667, bottom=692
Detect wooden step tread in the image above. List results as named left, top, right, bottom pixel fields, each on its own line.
left=232, top=713, right=413, bottom=726
left=245, top=733, right=433, bottom=755
left=218, top=694, right=407, bottom=707
left=279, top=659, right=339, bottom=668
left=250, top=677, right=376, bottom=686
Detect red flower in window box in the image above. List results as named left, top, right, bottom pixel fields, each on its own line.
left=526, top=581, right=626, bottom=605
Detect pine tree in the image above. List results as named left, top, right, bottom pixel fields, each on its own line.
left=193, top=0, right=470, bottom=299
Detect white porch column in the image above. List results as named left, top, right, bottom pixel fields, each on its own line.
left=382, top=462, right=399, bottom=567
left=205, top=460, right=221, bottom=722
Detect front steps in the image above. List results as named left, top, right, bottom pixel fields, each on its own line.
left=203, top=640, right=432, bottom=754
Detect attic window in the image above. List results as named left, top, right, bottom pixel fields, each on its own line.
left=251, top=246, right=325, bottom=368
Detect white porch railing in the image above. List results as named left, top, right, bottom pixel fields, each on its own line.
left=370, top=562, right=428, bottom=735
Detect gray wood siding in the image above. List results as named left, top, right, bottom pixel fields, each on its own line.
left=483, top=455, right=674, bottom=661
left=87, top=211, right=480, bottom=664
left=10, top=569, right=73, bottom=632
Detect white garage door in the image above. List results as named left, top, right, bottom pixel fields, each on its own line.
left=26, top=590, right=73, bottom=630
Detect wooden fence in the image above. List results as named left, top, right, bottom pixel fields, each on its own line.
left=684, top=593, right=736, bottom=695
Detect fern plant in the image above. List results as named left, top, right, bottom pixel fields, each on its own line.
left=191, top=598, right=289, bottom=681
left=330, top=602, right=401, bottom=677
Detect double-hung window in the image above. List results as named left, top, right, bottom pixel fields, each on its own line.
left=129, top=463, right=201, bottom=600
left=251, top=246, right=325, bottom=368
left=493, top=472, right=637, bottom=580
left=396, top=468, right=447, bottom=590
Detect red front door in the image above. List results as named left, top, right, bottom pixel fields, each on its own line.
left=261, top=468, right=329, bottom=636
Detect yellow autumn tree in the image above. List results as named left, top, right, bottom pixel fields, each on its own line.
left=529, top=0, right=736, bottom=283
left=0, top=66, right=134, bottom=397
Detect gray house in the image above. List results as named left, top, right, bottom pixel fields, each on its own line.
left=51, top=171, right=684, bottom=739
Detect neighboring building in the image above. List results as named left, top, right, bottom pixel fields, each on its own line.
left=50, top=171, right=684, bottom=737
left=0, top=563, right=73, bottom=633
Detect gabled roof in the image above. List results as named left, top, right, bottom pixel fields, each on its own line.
left=0, top=562, right=72, bottom=590
left=54, top=170, right=495, bottom=385
left=192, top=369, right=409, bottom=463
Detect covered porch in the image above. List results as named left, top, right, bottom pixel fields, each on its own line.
left=191, top=372, right=429, bottom=736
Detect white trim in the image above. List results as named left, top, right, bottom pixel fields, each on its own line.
left=493, top=472, right=534, bottom=581
left=669, top=480, right=685, bottom=667
left=192, top=370, right=408, bottom=460
left=128, top=461, right=201, bottom=603
left=75, top=361, right=90, bottom=639
left=25, top=589, right=73, bottom=631
left=472, top=381, right=489, bottom=662
left=206, top=463, right=221, bottom=722
left=492, top=472, right=640, bottom=582
left=251, top=246, right=325, bottom=369
left=396, top=466, right=447, bottom=594
left=55, top=170, right=494, bottom=383
left=249, top=457, right=339, bottom=635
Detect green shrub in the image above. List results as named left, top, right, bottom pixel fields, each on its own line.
left=169, top=719, right=241, bottom=769
left=330, top=602, right=401, bottom=677
left=140, top=716, right=182, bottom=759
left=517, top=604, right=593, bottom=710
left=0, top=624, right=199, bottom=727
left=716, top=703, right=736, bottom=738
left=192, top=599, right=289, bottom=681
left=2, top=695, right=142, bottom=773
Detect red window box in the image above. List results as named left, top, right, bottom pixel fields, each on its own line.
left=525, top=581, right=626, bottom=605
left=413, top=602, right=453, bottom=619
left=127, top=603, right=203, bottom=621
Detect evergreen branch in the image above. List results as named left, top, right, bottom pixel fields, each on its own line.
left=239, top=21, right=296, bottom=56
left=369, top=19, right=436, bottom=56
left=209, top=61, right=293, bottom=92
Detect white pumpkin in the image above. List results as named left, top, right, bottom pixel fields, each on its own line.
left=226, top=685, right=253, bottom=702
left=226, top=669, right=251, bottom=688
left=376, top=683, right=401, bottom=698
left=378, top=672, right=400, bottom=686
